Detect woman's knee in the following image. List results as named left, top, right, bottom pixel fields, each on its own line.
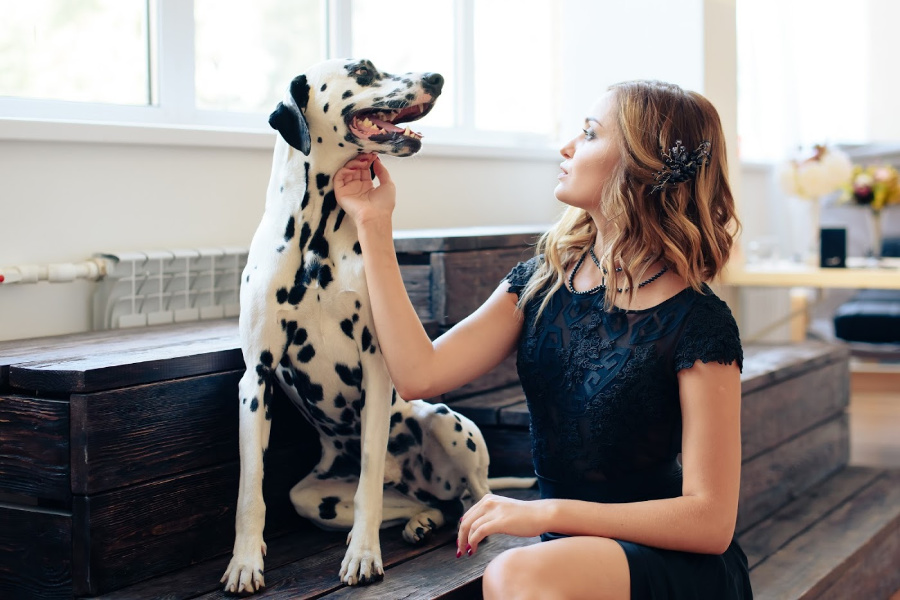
left=483, top=546, right=543, bottom=600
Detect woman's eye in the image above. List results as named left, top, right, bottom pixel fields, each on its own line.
left=582, top=128, right=595, bottom=140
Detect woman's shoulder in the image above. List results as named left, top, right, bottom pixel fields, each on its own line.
left=674, top=283, right=743, bottom=371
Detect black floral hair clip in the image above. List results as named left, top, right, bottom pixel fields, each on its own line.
left=651, top=139, right=712, bottom=193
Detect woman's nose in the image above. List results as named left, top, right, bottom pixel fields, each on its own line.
left=560, top=140, right=574, bottom=159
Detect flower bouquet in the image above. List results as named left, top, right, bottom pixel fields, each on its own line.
left=840, top=164, right=900, bottom=258
left=779, top=145, right=854, bottom=200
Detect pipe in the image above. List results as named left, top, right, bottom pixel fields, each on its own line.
left=0, top=258, right=111, bottom=284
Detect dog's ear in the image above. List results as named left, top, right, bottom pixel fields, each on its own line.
left=269, top=75, right=311, bottom=155
left=269, top=102, right=311, bottom=155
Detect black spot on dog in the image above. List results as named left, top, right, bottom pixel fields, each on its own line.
left=260, top=351, right=274, bottom=367
left=341, top=102, right=355, bottom=116
left=352, top=313, right=359, bottom=323
left=335, top=362, right=363, bottom=389
left=353, top=241, right=362, bottom=255
left=299, top=222, right=311, bottom=250
left=395, top=481, right=409, bottom=495
left=444, top=481, right=451, bottom=491
left=361, top=327, right=372, bottom=351
left=452, top=441, right=457, bottom=446
left=466, top=438, right=477, bottom=452
left=246, top=275, right=250, bottom=283
left=333, top=208, right=345, bottom=232
left=389, top=433, right=417, bottom=456
left=342, top=90, right=353, bottom=99
left=293, top=327, right=308, bottom=345
left=405, top=418, right=423, bottom=445
left=318, top=496, right=340, bottom=520
left=297, top=345, right=316, bottom=363
left=334, top=439, right=343, bottom=450
left=318, top=264, right=333, bottom=288
left=320, top=83, right=327, bottom=92
left=340, top=318, right=354, bottom=339
left=316, top=173, right=330, bottom=190
left=354, top=300, right=361, bottom=309
left=435, top=406, right=449, bottom=415
left=290, top=75, right=310, bottom=111
left=338, top=142, right=344, bottom=147
left=323, top=103, right=329, bottom=113
left=250, top=398, right=259, bottom=412
left=341, top=407, right=355, bottom=423
left=455, top=423, right=462, bottom=432
left=308, top=191, right=338, bottom=258
left=300, top=162, right=311, bottom=209
left=334, top=125, right=338, bottom=131
left=385, top=99, right=407, bottom=109
left=317, top=137, right=323, bottom=143
left=390, top=412, right=402, bottom=428
left=334, top=394, right=347, bottom=408
left=422, top=460, right=433, bottom=481
left=391, top=389, right=397, bottom=405
left=402, top=464, right=415, bottom=481
left=405, top=93, right=415, bottom=101
left=276, top=245, right=285, bottom=253
left=294, top=368, right=323, bottom=403
left=276, top=288, right=289, bottom=303
left=279, top=185, right=284, bottom=193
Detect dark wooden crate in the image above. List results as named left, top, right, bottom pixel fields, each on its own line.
left=0, top=227, right=544, bottom=598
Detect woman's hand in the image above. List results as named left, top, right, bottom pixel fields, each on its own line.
left=457, top=494, right=551, bottom=557
left=333, top=153, right=396, bottom=228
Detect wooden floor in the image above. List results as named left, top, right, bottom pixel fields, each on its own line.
left=848, top=365, right=900, bottom=600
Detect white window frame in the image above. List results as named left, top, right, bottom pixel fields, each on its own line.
left=0, top=0, right=559, bottom=159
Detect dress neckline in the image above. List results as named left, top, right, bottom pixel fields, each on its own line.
left=562, top=281, right=704, bottom=314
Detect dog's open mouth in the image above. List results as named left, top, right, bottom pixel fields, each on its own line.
left=347, top=101, right=434, bottom=143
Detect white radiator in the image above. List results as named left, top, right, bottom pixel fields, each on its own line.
left=92, top=248, right=249, bottom=330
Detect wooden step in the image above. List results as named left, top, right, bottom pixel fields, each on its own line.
left=86, top=487, right=541, bottom=600
left=739, top=466, right=900, bottom=599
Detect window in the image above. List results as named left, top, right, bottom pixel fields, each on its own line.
left=0, top=0, right=560, bottom=149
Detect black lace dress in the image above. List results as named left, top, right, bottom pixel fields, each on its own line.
left=504, top=257, right=753, bottom=600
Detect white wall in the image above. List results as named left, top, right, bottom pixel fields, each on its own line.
left=0, top=0, right=725, bottom=342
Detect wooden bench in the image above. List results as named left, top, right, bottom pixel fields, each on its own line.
left=1, top=228, right=898, bottom=599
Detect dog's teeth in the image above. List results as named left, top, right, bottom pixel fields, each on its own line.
left=403, top=127, right=412, bottom=137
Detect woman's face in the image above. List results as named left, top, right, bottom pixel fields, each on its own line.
left=555, top=92, right=621, bottom=213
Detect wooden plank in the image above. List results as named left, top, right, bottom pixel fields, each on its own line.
left=737, top=466, right=884, bottom=569
left=0, top=395, right=70, bottom=504
left=0, top=504, right=72, bottom=599
left=740, top=342, right=849, bottom=395
left=90, top=524, right=348, bottom=600
left=392, top=225, right=544, bottom=254
left=737, top=415, right=849, bottom=533
left=73, top=447, right=315, bottom=596
left=448, top=385, right=526, bottom=426
left=399, top=263, right=433, bottom=322
left=438, top=353, right=520, bottom=402
left=70, top=373, right=310, bottom=494
left=9, top=335, right=243, bottom=394
left=741, top=359, right=849, bottom=460
left=436, top=247, right=534, bottom=325
left=0, top=319, right=238, bottom=388
left=749, top=469, right=900, bottom=600
left=498, top=401, right=530, bottom=428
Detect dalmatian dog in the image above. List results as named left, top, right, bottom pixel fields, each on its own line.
left=220, top=58, right=532, bottom=594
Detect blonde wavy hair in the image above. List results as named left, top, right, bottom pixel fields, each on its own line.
left=518, top=80, right=740, bottom=315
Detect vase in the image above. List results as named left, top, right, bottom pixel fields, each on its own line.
left=870, top=210, right=883, bottom=259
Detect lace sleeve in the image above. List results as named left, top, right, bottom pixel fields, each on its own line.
left=674, top=290, right=743, bottom=372
left=503, top=255, right=541, bottom=299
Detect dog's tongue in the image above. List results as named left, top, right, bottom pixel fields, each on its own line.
left=369, top=116, right=404, bottom=133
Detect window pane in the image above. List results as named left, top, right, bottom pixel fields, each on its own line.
left=474, top=0, right=558, bottom=136
left=0, top=0, right=150, bottom=105
left=350, top=0, right=455, bottom=128
left=195, top=0, right=324, bottom=113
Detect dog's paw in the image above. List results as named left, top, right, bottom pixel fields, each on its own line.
left=221, top=539, right=267, bottom=595
left=339, top=530, right=384, bottom=586
left=402, top=510, right=442, bottom=544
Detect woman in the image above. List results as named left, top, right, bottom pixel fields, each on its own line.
left=334, top=80, right=752, bottom=599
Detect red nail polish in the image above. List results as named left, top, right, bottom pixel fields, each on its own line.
left=466, top=544, right=472, bottom=556
left=456, top=549, right=462, bottom=558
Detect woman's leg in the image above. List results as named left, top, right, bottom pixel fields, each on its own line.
left=483, top=536, right=631, bottom=600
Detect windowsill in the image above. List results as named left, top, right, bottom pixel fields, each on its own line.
left=0, top=117, right=561, bottom=161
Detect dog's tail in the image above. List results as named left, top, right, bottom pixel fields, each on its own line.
left=487, top=476, right=538, bottom=490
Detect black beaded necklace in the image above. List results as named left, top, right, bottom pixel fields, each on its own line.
left=567, top=247, right=669, bottom=295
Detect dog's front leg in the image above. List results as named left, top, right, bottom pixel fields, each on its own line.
left=339, top=356, right=392, bottom=585
left=221, top=367, right=273, bottom=594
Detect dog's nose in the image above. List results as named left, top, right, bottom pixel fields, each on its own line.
left=423, top=72, right=444, bottom=96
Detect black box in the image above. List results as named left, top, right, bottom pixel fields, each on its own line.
left=820, top=227, right=847, bottom=268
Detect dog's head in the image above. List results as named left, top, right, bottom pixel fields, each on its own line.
left=269, top=58, right=442, bottom=158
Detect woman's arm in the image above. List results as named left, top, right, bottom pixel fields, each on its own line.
left=458, top=359, right=742, bottom=556
left=334, top=154, right=525, bottom=400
